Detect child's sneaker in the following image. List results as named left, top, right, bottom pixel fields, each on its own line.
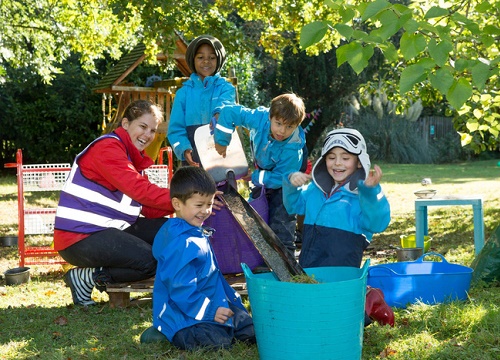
left=140, top=326, right=168, bottom=344
left=64, top=268, right=96, bottom=306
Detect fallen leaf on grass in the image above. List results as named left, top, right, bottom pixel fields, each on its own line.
left=54, top=316, right=68, bottom=325
left=52, top=331, right=63, bottom=339
left=379, top=347, right=397, bottom=357
left=399, top=317, right=410, bottom=326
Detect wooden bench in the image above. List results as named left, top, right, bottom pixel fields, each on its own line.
left=105, top=273, right=248, bottom=308
left=106, top=277, right=156, bottom=308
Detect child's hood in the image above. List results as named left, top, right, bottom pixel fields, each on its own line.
left=152, top=218, right=203, bottom=257
left=185, top=35, right=227, bottom=74
left=312, top=128, right=371, bottom=194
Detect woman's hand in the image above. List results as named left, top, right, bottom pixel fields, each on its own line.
left=184, top=150, right=200, bottom=167
left=365, top=164, right=383, bottom=187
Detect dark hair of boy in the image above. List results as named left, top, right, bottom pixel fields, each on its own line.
left=169, top=166, right=217, bottom=203
left=269, top=93, right=306, bottom=127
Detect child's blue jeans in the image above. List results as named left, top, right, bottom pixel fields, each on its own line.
left=265, top=187, right=297, bottom=253
left=171, top=303, right=255, bottom=350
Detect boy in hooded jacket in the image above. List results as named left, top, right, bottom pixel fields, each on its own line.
left=212, top=93, right=307, bottom=253
left=283, top=128, right=395, bottom=326
left=142, top=166, right=255, bottom=350
left=168, top=35, right=236, bottom=166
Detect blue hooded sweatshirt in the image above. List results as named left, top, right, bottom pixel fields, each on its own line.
left=283, top=153, right=390, bottom=268
left=151, top=218, right=247, bottom=341
left=214, top=105, right=306, bottom=189
left=167, top=73, right=235, bottom=162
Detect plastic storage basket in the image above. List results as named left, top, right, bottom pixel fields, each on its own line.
left=367, top=252, right=473, bottom=308
left=242, top=261, right=369, bottom=360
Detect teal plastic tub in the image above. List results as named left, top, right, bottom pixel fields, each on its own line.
left=367, top=252, right=473, bottom=308
left=242, top=261, right=369, bottom=360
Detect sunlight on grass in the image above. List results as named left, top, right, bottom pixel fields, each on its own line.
left=1, top=161, right=500, bottom=360
left=369, top=299, right=498, bottom=359
left=0, top=340, right=31, bottom=360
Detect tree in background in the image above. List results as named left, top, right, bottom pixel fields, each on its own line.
left=0, top=55, right=102, bottom=164
left=252, top=45, right=384, bottom=154
left=299, top=0, right=500, bottom=154
left=0, top=0, right=249, bottom=83
left=2, top=0, right=498, bottom=157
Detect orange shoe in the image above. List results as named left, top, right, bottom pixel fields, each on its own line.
left=365, top=286, right=395, bottom=327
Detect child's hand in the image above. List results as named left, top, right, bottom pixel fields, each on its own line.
left=211, top=191, right=225, bottom=212
left=364, top=164, right=383, bottom=187
left=242, top=168, right=253, bottom=181
left=215, top=143, right=227, bottom=158
left=289, top=172, right=311, bottom=187
left=214, top=306, right=234, bottom=324
left=184, top=150, right=200, bottom=167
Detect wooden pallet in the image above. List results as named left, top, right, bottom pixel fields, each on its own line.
left=105, top=273, right=248, bottom=308
left=106, top=277, right=155, bottom=308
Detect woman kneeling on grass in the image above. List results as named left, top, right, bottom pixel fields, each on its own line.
left=53, top=100, right=224, bottom=307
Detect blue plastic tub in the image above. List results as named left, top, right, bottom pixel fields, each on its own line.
left=242, top=261, right=369, bottom=360
left=367, top=252, right=473, bottom=308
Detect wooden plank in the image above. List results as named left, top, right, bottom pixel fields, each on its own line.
left=105, top=273, right=249, bottom=308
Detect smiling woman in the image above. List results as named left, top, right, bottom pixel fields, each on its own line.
left=120, top=101, right=163, bottom=152
left=52, top=99, right=176, bottom=307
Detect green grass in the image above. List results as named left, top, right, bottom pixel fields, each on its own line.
left=1, top=160, right=500, bottom=359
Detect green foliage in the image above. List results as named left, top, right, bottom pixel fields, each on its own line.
left=318, top=93, right=472, bottom=164
left=299, top=0, right=500, bottom=154
left=0, top=55, right=102, bottom=165
left=1, top=0, right=141, bottom=83
left=349, top=108, right=435, bottom=164
left=226, top=54, right=261, bottom=109
left=250, top=46, right=383, bottom=153
left=429, top=132, right=474, bottom=164
left=2, top=0, right=498, bottom=156
left=0, top=0, right=251, bottom=84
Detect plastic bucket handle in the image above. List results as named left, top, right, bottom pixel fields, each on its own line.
left=368, top=265, right=399, bottom=277
left=241, top=263, right=253, bottom=279
left=415, top=252, right=449, bottom=264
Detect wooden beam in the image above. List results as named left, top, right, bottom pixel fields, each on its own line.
left=112, top=54, right=147, bottom=86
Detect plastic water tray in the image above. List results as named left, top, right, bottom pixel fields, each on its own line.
left=367, top=252, right=473, bottom=308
